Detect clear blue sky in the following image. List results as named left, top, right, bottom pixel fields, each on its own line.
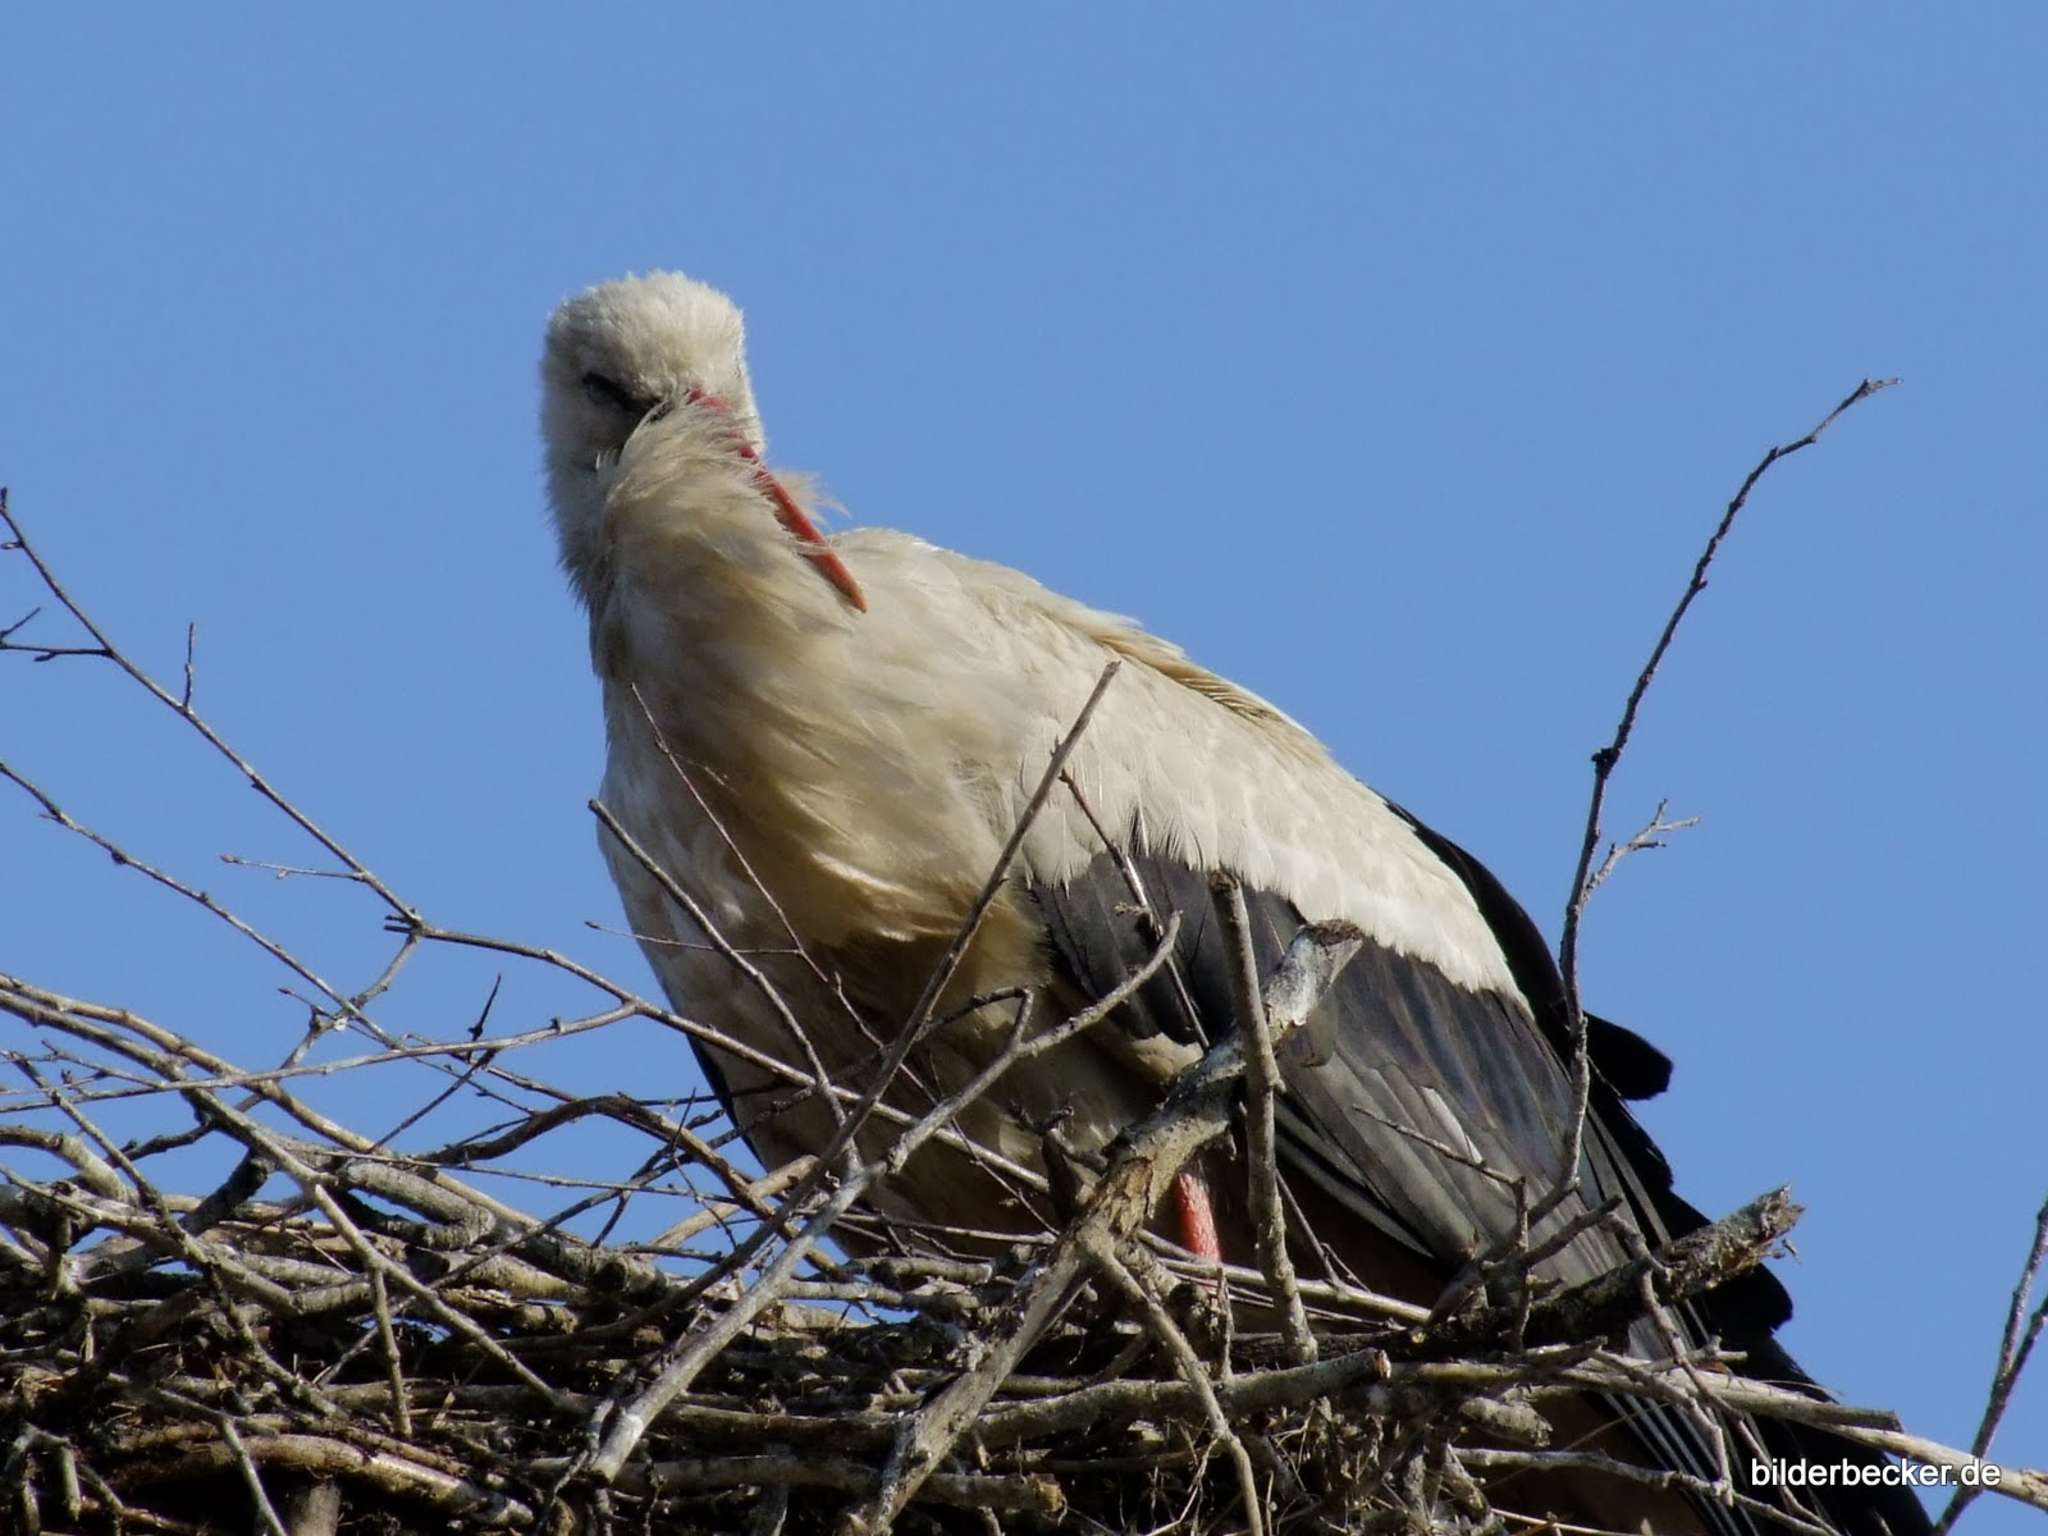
left=4, top=8, right=2042, bottom=1518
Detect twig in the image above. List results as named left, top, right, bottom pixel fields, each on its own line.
left=1935, top=1188, right=2048, bottom=1535
left=215, top=1416, right=289, bottom=1536
left=627, top=679, right=880, bottom=1048
left=591, top=796, right=845, bottom=1129
left=1062, top=767, right=1208, bottom=1040
left=1088, top=1240, right=1265, bottom=1536
left=1582, top=798, right=1700, bottom=899
left=0, top=760, right=406, bottom=1052
left=813, top=659, right=1124, bottom=1176
left=0, top=492, right=420, bottom=924
left=1545, top=377, right=1898, bottom=1226
left=366, top=1268, right=413, bottom=1438
left=1212, top=874, right=1314, bottom=1365
left=218, top=853, right=368, bottom=883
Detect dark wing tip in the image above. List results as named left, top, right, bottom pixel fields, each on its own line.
left=1586, top=1012, right=1675, bottom=1100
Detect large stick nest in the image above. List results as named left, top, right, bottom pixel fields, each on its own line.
left=0, top=972, right=1814, bottom=1536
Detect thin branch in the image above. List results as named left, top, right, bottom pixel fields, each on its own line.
left=1212, top=874, right=1314, bottom=1365
left=1935, top=1188, right=2048, bottom=1535
left=0, top=491, right=420, bottom=924
left=215, top=1416, right=290, bottom=1536
left=815, top=659, right=1124, bottom=1174
left=1088, top=1240, right=1265, bottom=1536
left=1582, top=798, right=1701, bottom=898
left=1546, top=376, right=1898, bottom=1224
left=591, top=795, right=845, bottom=1130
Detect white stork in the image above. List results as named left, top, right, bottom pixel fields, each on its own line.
left=538, top=272, right=1927, bottom=1536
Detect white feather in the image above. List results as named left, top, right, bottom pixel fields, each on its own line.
left=541, top=270, right=1527, bottom=1193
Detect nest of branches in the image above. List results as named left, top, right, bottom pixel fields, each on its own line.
left=4, top=382, right=2044, bottom=1536
left=0, top=987, right=1833, bottom=1536
left=0, top=980, right=1843, bottom=1536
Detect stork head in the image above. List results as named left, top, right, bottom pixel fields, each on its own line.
left=540, top=271, right=864, bottom=614
left=540, top=272, right=760, bottom=598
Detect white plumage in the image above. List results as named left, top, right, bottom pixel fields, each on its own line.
left=533, top=271, right=1932, bottom=1536
left=541, top=272, right=1524, bottom=1222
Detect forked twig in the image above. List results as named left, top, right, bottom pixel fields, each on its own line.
left=1545, top=378, right=1898, bottom=1224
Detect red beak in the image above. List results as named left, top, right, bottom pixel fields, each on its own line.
left=684, top=389, right=868, bottom=614
left=748, top=462, right=869, bottom=614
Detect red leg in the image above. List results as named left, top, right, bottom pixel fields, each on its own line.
left=1172, top=1167, right=1222, bottom=1263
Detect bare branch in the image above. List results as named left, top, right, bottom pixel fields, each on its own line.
left=0, top=491, right=420, bottom=924
left=1212, top=874, right=1315, bottom=1365
left=1547, top=377, right=1899, bottom=1225
left=1935, top=1188, right=2048, bottom=1535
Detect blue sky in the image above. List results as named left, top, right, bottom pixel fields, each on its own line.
left=3, top=7, right=2042, bottom=1519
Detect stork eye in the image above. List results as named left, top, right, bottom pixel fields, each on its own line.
left=581, top=371, right=657, bottom=416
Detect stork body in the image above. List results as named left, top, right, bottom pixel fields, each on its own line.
left=539, top=272, right=1928, bottom=1536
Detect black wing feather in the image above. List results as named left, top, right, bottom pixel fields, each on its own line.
left=1034, top=847, right=1656, bottom=1283
left=1029, top=819, right=1929, bottom=1536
